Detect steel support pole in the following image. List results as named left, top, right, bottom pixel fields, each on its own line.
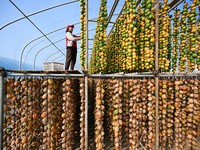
left=85, top=76, right=88, bottom=150
left=155, top=0, right=159, bottom=75
left=155, top=77, right=159, bottom=150
left=0, top=71, right=5, bottom=150
left=85, top=0, right=89, bottom=149
left=155, top=0, right=159, bottom=149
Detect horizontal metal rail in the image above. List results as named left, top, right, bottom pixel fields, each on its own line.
left=159, top=72, right=200, bottom=77
left=159, top=74, right=200, bottom=77
left=7, top=73, right=85, bottom=77
left=88, top=74, right=154, bottom=77
left=4, top=69, right=200, bottom=78
left=5, top=72, right=200, bottom=77
left=160, top=72, right=200, bottom=75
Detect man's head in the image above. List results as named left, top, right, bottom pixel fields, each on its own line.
left=68, top=26, right=73, bottom=32
left=66, top=25, right=74, bottom=32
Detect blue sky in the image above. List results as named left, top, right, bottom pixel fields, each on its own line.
left=0, top=0, right=196, bottom=71
left=0, top=0, right=124, bottom=71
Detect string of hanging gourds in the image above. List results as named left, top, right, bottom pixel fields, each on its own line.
left=83, top=0, right=200, bottom=74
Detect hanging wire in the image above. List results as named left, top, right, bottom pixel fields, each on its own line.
left=22, top=33, right=65, bottom=69
left=9, top=0, right=65, bottom=60
left=0, top=0, right=80, bottom=31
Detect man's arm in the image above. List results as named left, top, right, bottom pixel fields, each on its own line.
left=74, top=35, right=81, bottom=38
left=66, top=32, right=81, bottom=41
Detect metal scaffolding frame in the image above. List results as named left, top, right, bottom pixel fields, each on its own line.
left=1, top=0, right=198, bottom=150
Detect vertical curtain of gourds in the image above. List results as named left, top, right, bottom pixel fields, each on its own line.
left=88, top=0, right=200, bottom=74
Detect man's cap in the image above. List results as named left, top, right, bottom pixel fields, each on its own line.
left=66, top=25, right=74, bottom=31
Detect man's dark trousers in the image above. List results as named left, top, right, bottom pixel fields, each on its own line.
left=65, top=47, right=77, bottom=70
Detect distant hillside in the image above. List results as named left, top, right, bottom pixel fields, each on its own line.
left=0, top=56, right=37, bottom=70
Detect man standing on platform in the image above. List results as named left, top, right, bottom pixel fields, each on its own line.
left=65, top=25, right=81, bottom=71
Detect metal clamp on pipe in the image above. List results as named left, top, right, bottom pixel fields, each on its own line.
left=82, top=70, right=89, bottom=77
left=0, top=67, right=7, bottom=77
left=153, top=70, right=159, bottom=77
